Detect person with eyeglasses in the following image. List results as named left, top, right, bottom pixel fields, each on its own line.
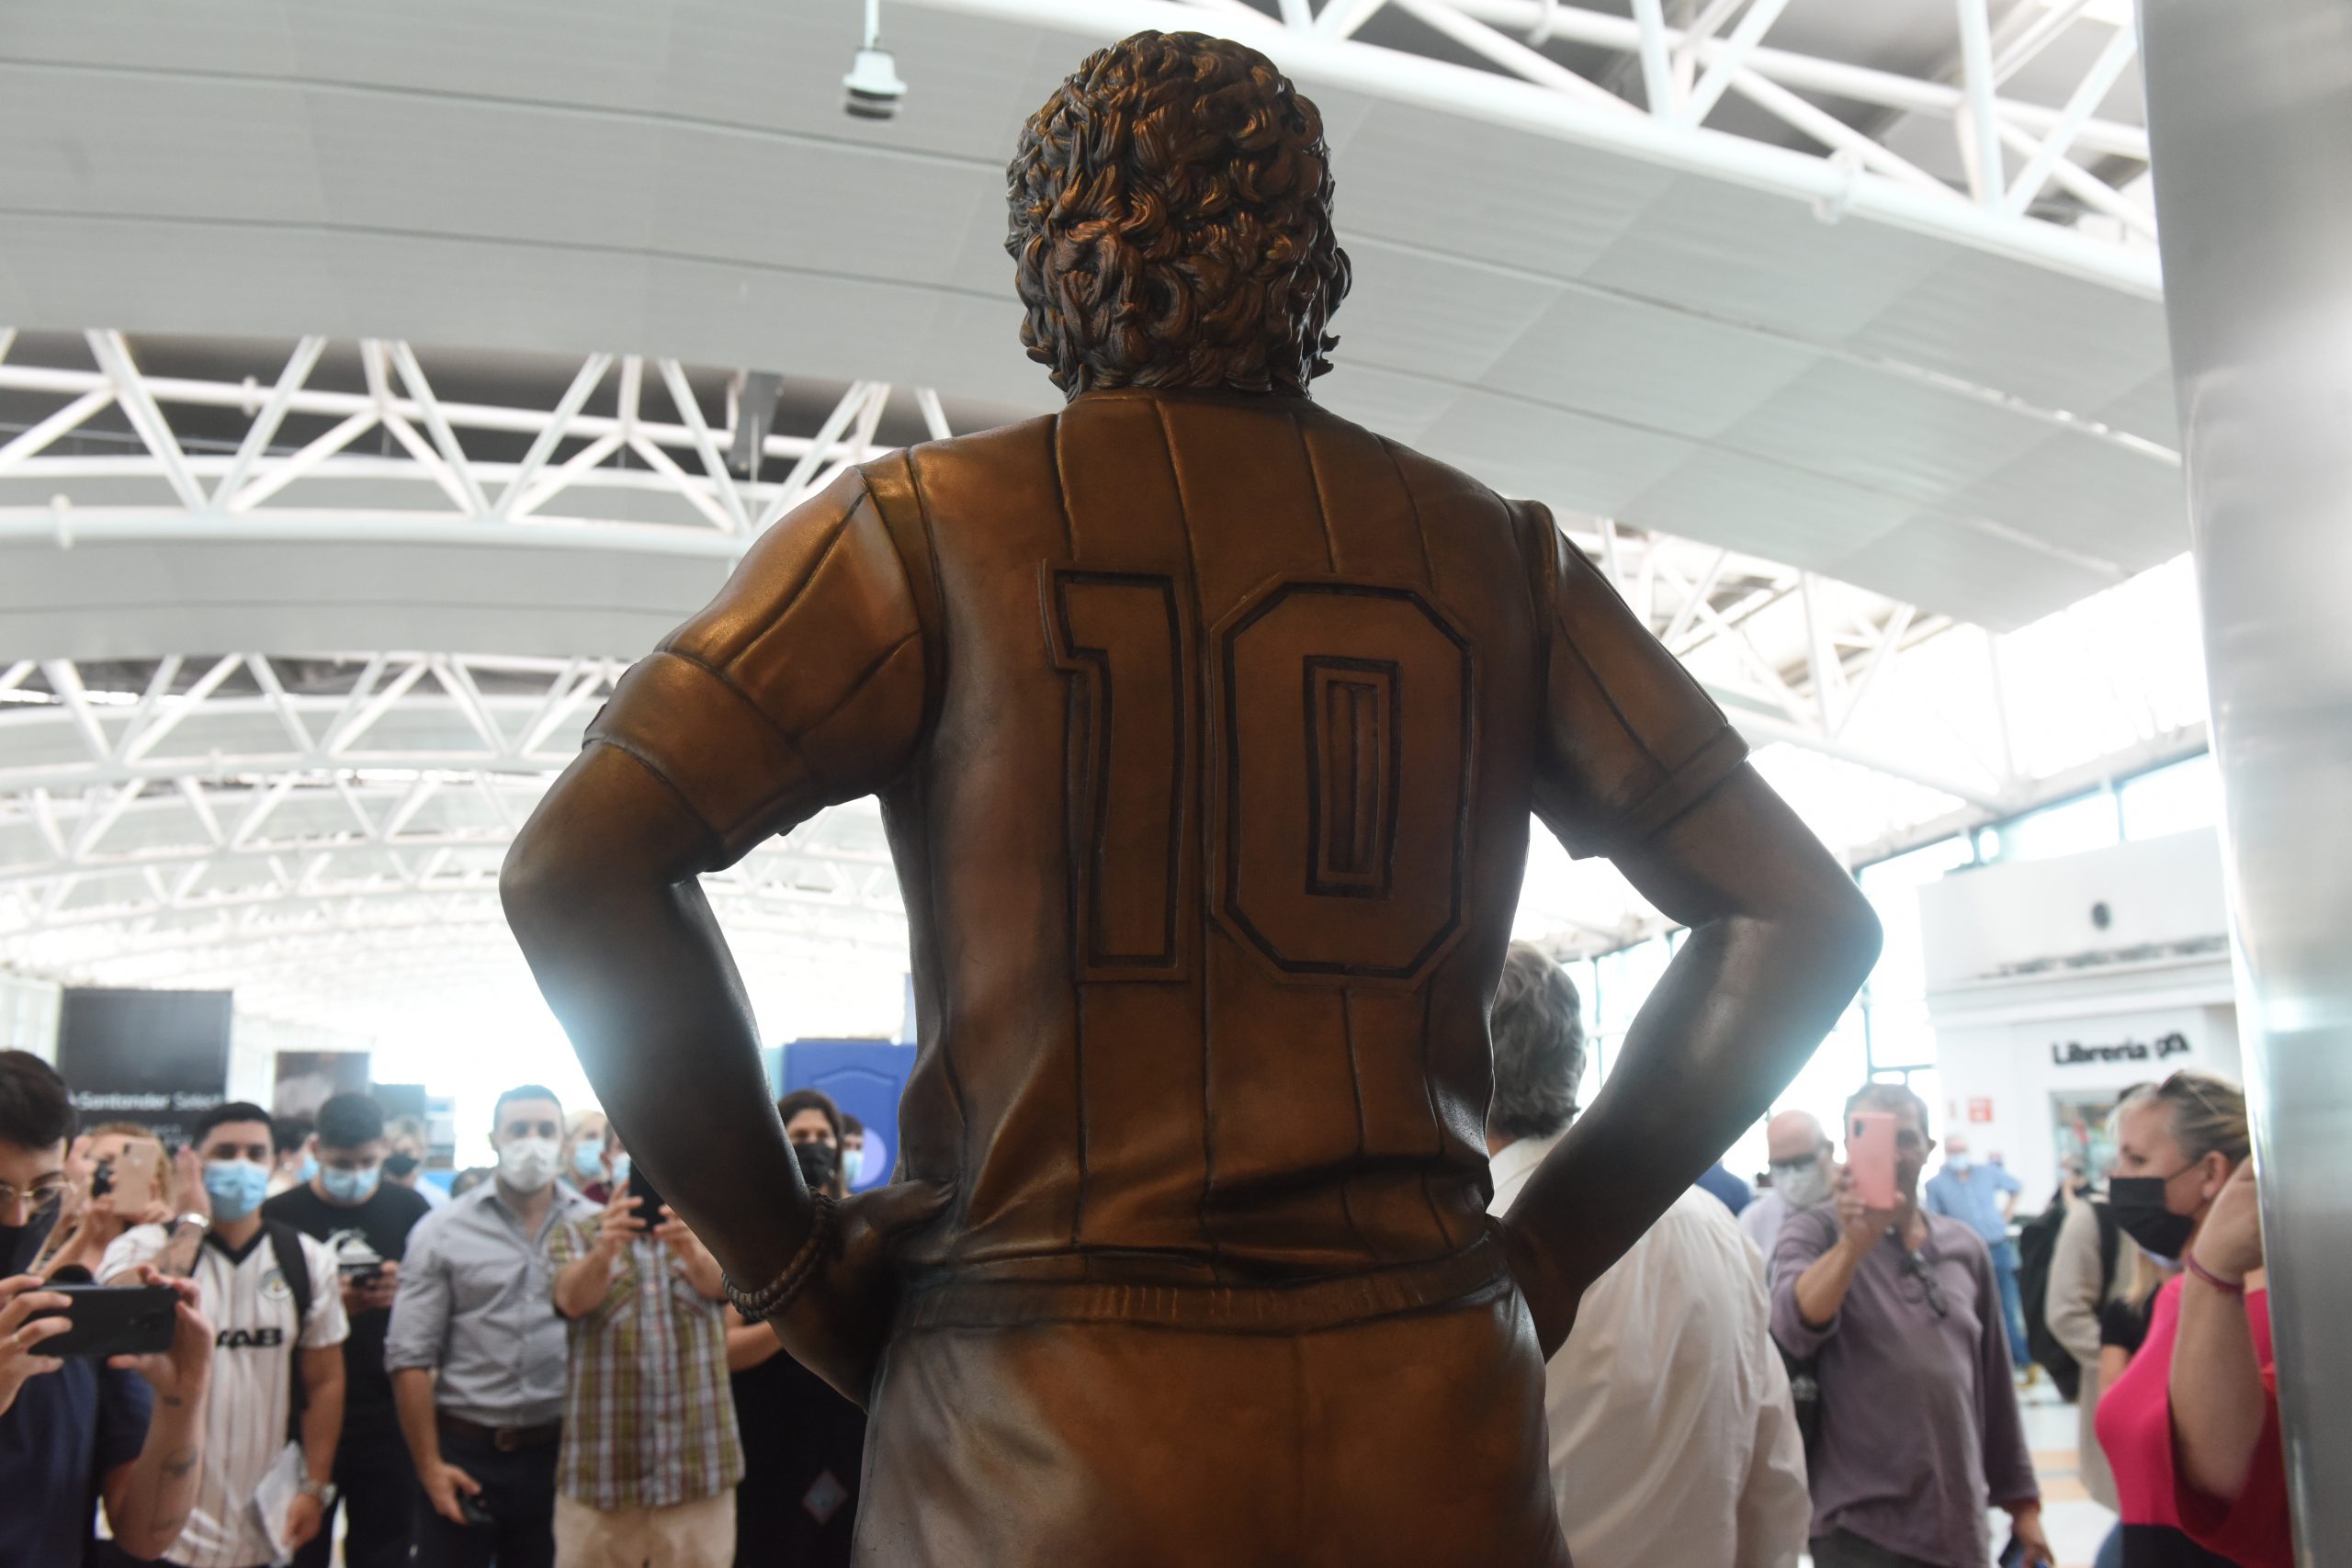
left=0, top=1049, right=219, bottom=1565
left=1771, top=1082, right=2050, bottom=1568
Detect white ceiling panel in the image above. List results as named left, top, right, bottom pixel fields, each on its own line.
left=1333, top=241, right=1562, bottom=382
left=303, top=92, right=665, bottom=255
left=1313, top=362, right=1464, bottom=446
left=1829, top=513, right=2122, bottom=629
left=1420, top=390, right=1697, bottom=516
left=1843, top=247, right=2175, bottom=424
left=1334, top=101, right=1676, bottom=279
left=1580, top=175, right=1957, bottom=342
left=1712, top=358, right=2056, bottom=503
left=1480, top=284, right=1824, bottom=442
left=0, top=65, right=329, bottom=226
left=1625, top=446, right=1917, bottom=567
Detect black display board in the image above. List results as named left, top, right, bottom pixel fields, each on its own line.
left=55, top=987, right=233, bottom=1147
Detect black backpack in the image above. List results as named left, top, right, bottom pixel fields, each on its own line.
left=2018, top=1199, right=2118, bottom=1402
left=263, top=1220, right=315, bottom=1442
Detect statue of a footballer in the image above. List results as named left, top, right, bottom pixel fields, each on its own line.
left=505, top=31, right=1879, bottom=1565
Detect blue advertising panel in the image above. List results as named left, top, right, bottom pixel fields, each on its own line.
left=775, top=1040, right=918, bottom=1192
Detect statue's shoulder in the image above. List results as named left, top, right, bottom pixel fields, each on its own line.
left=871, top=410, right=1063, bottom=487
left=1336, top=416, right=1532, bottom=526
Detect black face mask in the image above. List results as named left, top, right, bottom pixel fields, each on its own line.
left=794, top=1141, right=839, bottom=1191
left=383, top=1153, right=421, bottom=1179
left=0, top=1202, right=60, bottom=1276
left=2109, top=1174, right=2198, bottom=1261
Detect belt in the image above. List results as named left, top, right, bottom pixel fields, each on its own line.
left=896, top=1233, right=1513, bottom=1337
left=437, top=1414, right=563, bottom=1452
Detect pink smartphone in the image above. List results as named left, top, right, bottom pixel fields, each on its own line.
left=1848, top=1111, right=1898, bottom=1210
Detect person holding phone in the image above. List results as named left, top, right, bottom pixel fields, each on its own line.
left=1771, top=1082, right=2051, bottom=1568
left=39, top=1121, right=173, bottom=1281
left=103, top=1101, right=351, bottom=1568
left=547, top=1170, right=739, bottom=1565
left=0, top=1050, right=219, bottom=1565
left=264, top=1092, right=435, bottom=1568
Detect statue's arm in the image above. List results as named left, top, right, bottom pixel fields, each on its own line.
left=501, top=467, right=933, bottom=1296
left=1502, top=764, right=1880, bottom=1356
left=1500, top=507, right=1879, bottom=1356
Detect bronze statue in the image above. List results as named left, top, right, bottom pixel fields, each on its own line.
left=504, top=31, right=1880, bottom=1564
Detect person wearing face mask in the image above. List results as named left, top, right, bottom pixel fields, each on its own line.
left=726, top=1090, right=866, bottom=1568
left=103, top=1100, right=351, bottom=1568
left=269, top=1113, right=319, bottom=1199
left=387, top=1084, right=594, bottom=1568
left=838, top=1112, right=866, bottom=1191
left=564, top=1111, right=616, bottom=1204
left=264, top=1092, right=434, bottom=1568
left=1772, top=1083, right=2050, bottom=1568
left=2092, top=1071, right=2291, bottom=1568
left=385, top=1113, right=451, bottom=1211
left=1922, top=1132, right=2030, bottom=1372
left=0, top=1050, right=220, bottom=1567
left=1740, top=1110, right=1837, bottom=1275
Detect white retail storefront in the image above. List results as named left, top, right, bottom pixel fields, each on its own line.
left=1918, top=828, right=2241, bottom=1205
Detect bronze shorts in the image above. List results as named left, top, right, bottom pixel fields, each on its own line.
left=854, top=1243, right=1572, bottom=1567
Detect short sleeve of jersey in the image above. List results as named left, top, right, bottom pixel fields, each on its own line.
left=1522, top=502, right=1748, bottom=858
left=298, top=1233, right=349, bottom=1349
left=585, top=466, right=932, bottom=867
left=95, top=1362, right=155, bottom=1475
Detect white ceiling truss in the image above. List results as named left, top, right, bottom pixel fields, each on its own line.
left=0, top=329, right=941, bottom=559
left=931, top=0, right=2158, bottom=284
left=0, top=650, right=909, bottom=1020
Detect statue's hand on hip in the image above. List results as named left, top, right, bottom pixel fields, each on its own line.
left=769, top=1179, right=954, bottom=1409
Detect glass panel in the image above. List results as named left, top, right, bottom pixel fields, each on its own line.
left=1993, top=790, right=2120, bottom=863
left=2120, top=752, right=2222, bottom=840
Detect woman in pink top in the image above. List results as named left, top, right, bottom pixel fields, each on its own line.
left=2093, top=1072, right=2292, bottom=1568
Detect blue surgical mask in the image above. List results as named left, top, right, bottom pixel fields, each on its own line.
left=322, top=1163, right=381, bottom=1205
left=841, top=1146, right=864, bottom=1187
left=206, top=1159, right=273, bottom=1222
left=298, top=1155, right=319, bottom=1183
left=609, top=1154, right=631, bottom=1188
left=571, top=1139, right=605, bottom=1179
left=1947, top=1155, right=1973, bottom=1174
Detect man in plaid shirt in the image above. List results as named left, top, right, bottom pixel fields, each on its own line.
left=548, top=1179, right=742, bottom=1565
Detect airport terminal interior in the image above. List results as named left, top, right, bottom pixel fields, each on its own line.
left=0, top=2, right=2338, bottom=1566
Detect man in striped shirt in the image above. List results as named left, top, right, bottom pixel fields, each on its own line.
left=547, top=1180, right=741, bottom=1567
left=105, top=1100, right=348, bottom=1568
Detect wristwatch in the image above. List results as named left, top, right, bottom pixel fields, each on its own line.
left=298, top=1477, right=338, bottom=1509
left=170, top=1212, right=209, bottom=1235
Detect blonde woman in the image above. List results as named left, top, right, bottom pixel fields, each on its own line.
left=2092, top=1071, right=2289, bottom=1567
left=37, top=1122, right=172, bottom=1280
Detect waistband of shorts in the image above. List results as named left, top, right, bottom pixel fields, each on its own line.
left=894, top=1234, right=1513, bottom=1337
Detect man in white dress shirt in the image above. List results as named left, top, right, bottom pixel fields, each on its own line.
left=1487, top=943, right=1811, bottom=1568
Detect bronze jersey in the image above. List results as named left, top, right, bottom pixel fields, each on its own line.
left=588, top=388, right=1744, bottom=1285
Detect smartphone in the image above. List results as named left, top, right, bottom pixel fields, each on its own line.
left=458, top=1490, right=497, bottom=1529
left=1849, top=1111, right=1899, bottom=1210
left=34, top=1284, right=177, bottom=1358
left=627, top=1164, right=667, bottom=1233
left=113, top=1142, right=161, bottom=1207
left=339, top=1262, right=384, bottom=1289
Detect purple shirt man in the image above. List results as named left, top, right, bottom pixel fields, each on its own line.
left=1771, top=1085, right=2044, bottom=1568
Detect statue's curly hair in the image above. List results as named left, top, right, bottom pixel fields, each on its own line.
left=1006, top=31, right=1351, bottom=398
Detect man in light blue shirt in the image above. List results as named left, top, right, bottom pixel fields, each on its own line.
left=1922, top=1132, right=2028, bottom=1367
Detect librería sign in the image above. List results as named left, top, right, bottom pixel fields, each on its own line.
left=2050, top=1030, right=2192, bottom=1067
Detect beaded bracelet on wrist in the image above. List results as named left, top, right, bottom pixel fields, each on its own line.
left=725, top=1194, right=839, bottom=1324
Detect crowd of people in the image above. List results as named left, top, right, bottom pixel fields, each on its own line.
left=0, top=978, right=2298, bottom=1567
left=0, top=1054, right=867, bottom=1568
